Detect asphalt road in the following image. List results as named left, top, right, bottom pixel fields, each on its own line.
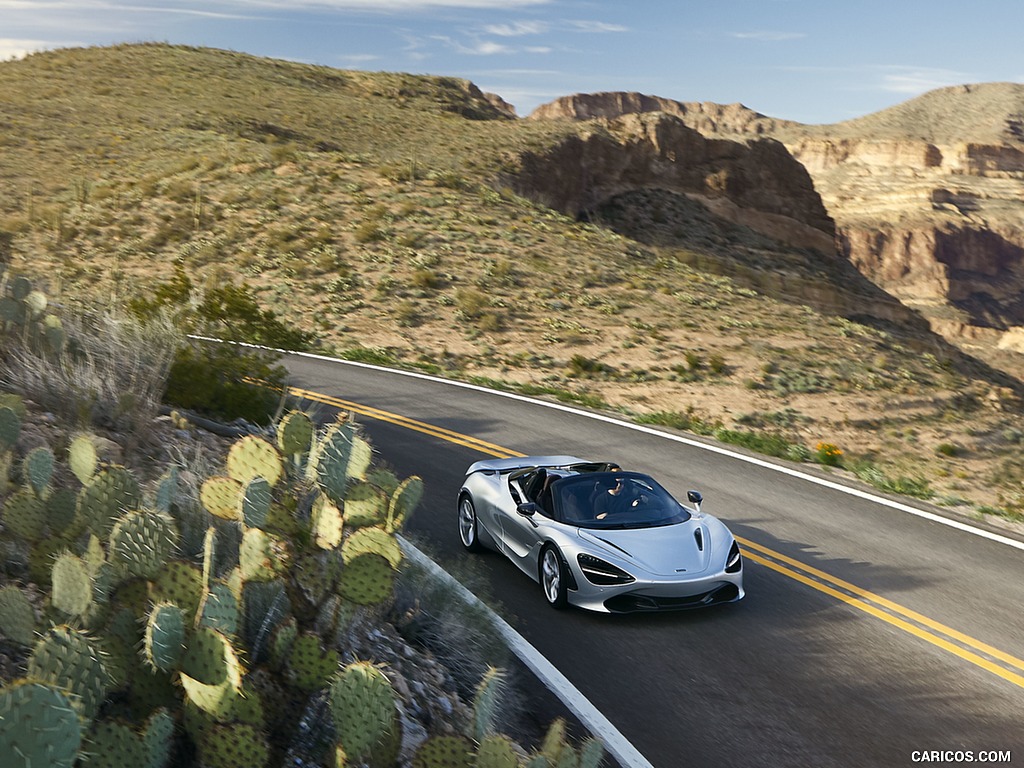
left=285, top=353, right=1024, bottom=768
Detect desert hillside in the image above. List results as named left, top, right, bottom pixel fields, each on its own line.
left=3, top=44, right=1024, bottom=522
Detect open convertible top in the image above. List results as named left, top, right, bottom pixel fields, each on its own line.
left=465, top=455, right=585, bottom=476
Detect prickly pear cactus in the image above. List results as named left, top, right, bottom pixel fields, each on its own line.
left=310, top=418, right=372, bottom=504
left=0, top=405, right=20, bottom=450
left=0, top=681, right=82, bottom=768
left=276, top=410, right=314, bottom=457
left=200, top=476, right=243, bottom=521
left=342, top=482, right=388, bottom=528
left=240, top=476, right=272, bottom=528
left=329, top=661, right=398, bottom=763
left=413, top=735, right=475, bottom=768
left=2, top=485, right=47, bottom=540
left=69, top=433, right=99, bottom=485
left=27, top=625, right=111, bottom=721
left=227, top=435, right=283, bottom=487
left=77, top=465, right=142, bottom=537
left=339, top=553, right=395, bottom=606
left=23, top=445, right=55, bottom=498
left=109, top=509, right=179, bottom=579
left=341, top=526, right=403, bottom=569
left=470, top=667, right=506, bottom=742
left=144, top=602, right=186, bottom=672
left=476, top=734, right=522, bottom=768
left=51, top=551, right=94, bottom=618
left=197, top=723, right=270, bottom=768
left=286, top=632, right=339, bottom=692
left=387, top=474, right=423, bottom=532
left=0, top=585, right=36, bottom=645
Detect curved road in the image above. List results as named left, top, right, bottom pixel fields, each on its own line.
left=285, top=353, right=1024, bottom=768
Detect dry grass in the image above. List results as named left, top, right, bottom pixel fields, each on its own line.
left=2, top=44, right=1024, bottom=521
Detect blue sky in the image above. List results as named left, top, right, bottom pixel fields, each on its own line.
left=3, top=0, right=1023, bottom=124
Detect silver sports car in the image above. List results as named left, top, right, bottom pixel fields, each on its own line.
left=457, top=455, right=744, bottom=613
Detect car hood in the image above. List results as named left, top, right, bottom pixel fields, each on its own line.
left=577, top=520, right=714, bottom=576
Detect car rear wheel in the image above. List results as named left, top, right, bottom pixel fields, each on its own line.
left=458, top=495, right=483, bottom=552
left=540, top=546, right=568, bottom=609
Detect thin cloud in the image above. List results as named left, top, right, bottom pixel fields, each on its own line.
left=877, top=66, right=971, bottom=94
left=566, top=20, right=627, bottom=33
left=484, top=20, right=548, bottom=36
left=732, top=30, right=806, bottom=41
left=432, top=35, right=510, bottom=56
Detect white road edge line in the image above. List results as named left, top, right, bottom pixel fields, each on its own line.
left=397, top=534, right=655, bottom=768
left=191, top=335, right=1024, bottom=553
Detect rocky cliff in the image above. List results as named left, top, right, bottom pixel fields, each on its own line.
left=529, top=85, right=1024, bottom=373
left=508, top=109, right=933, bottom=328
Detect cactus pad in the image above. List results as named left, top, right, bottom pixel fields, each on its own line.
left=82, top=720, right=146, bottom=768
left=0, top=681, right=82, bottom=768
left=181, top=626, right=242, bottom=687
left=151, top=561, right=204, bottom=620
left=109, top=509, right=179, bottom=579
left=27, top=625, right=111, bottom=721
left=240, top=476, right=272, bottom=528
left=312, top=419, right=372, bottom=504
left=412, top=735, right=474, bottom=768
left=386, top=475, right=423, bottom=532
left=143, top=708, right=175, bottom=768
left=23, top=445, right=55, bottom=498
left=77, top=466, right=142, bottom=537
left=0, top=585, right=36, bottom=646
left=199, top=582, right=239, bottom=637
left=198, top=723, right=269, bottom=768
left=69, top=434, right=99, bottom=484
left=51, top=552, right=94, bottom=617
left=475, top=735, right=520, bottom=768
left=329, top=661, right=397, bottom=761
left=227, top=436, right=283, bottom=487
left=200, top=476, right=243, bottom=521
left=342, top=526, right=402, bottom=569
left=276, top=410, right=314, bottom=456
left=339, top=553, right=395, bottom=606
left=240, top=528, right=288, bottom=582
left=342, top=482, right=388, bottom=528
left=286, top=632, right=339, bottom=692
left=153, top=467, right=178, bottom=513
left=2, top=486, right=47, bottom=540
left=268, top=616, right=298, bottom=668
left=312, top=493, right=344, bottom=549
left=0, top=405, right=20, bottom=450
left=47, top=487, right=78, bottom=536
left=144, top=602, right=186, bottom=673
left=471, top=667, right=506, bottom=742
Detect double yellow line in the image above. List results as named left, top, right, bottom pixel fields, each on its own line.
left=291, top=385, right=1024, bottom=691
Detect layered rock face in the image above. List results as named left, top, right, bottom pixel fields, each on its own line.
left=530, top=85, right=1024, bottom=370
left=510, top=108, right=931, bottom=327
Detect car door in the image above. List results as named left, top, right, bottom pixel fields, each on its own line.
left=499, top=469, right=548, bottom=573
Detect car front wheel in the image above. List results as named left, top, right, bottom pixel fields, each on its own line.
left=540, top=546, right=568, bottom=609
left=458, top=495, right=483, bottom=552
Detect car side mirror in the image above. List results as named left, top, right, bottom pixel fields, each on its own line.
left=686, top=490, right=703, bottom=511
left=517, top=502, right=539, bottom=517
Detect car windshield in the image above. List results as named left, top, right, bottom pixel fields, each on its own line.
left=553, top=472, right=691, bottom=529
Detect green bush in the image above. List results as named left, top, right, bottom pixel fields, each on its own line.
left=164, top=343, right=285, bottom=424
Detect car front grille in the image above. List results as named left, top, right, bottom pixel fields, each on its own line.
left=603, top=583, right=740, bottom=613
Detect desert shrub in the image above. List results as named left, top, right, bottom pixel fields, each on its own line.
left=3, top=308, right=179, bottom=434
left=716, top=428, right=797, bottom=459
left=129, top=267, right=313, bottom=424
left=164, top=341, right=285, bottom=424
left=567, top=354, right=613, bottom=377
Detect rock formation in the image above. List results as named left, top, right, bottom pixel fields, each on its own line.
left=529, top=85, right=1024, bottom=373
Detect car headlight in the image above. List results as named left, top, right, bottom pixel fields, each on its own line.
left=577, top=553, right=635, bottom=586
left=725, top=540, right=742, bottom=573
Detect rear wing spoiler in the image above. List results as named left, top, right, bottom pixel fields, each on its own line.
left=465, top=456, right=620, bottom=477
left=465, top=455, right=585, bottom=476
